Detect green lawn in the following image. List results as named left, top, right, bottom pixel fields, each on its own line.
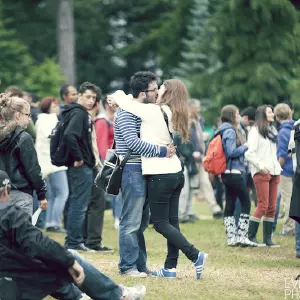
left=45, top=200, right=299, bottom=300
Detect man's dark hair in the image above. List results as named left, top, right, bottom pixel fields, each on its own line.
left=59, top=84, right=71, bottom=101
left=130, top=71, right=157, bottom=98
left=79, top=82, right=98, bottom=94
left=241, top=106, right=256, bottom=121
left=282, top=99, right=294, bottom=111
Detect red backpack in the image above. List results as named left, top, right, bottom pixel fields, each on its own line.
left=203, top=134, right=226, bottom=175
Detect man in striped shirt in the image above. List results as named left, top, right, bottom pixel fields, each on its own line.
left=115, top=71, right=174, bottom=277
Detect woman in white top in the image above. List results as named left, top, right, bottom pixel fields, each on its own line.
left=35, top=97, right=68, bottom=233
left=109, top=79, right=207, bottom=280
left=245, top=105, right=281, bottom=247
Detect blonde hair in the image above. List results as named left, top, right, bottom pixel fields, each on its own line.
left=161, top=79, right=189, bottom=142
left=0, top=93, right=29, bottom=123
left=274, top=103, right=291, bottom=121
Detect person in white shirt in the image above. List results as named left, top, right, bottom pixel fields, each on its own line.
left=108, top=79, right=208, bottom=280
left=245, top=105, right=281, bottom=247
left=35, top=97, right=68, bottom=233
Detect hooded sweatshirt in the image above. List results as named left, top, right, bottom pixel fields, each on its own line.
left=62, top=103, right=95, bottom=167
left=277, top=120, right=295, bottom=177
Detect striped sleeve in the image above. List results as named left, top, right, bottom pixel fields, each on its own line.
left=117, top=111, right=161, bottom=157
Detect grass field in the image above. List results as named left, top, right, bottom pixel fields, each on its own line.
left=45, top=200, right=300, bottom=300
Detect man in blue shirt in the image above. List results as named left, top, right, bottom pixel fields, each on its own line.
left=274, top=103, right=295, bottom=236
left=114, top=71, right=174, bottom=277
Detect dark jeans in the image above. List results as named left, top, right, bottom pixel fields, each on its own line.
left=84, top=167, right=106, bottom=248
left=213, top=175, right=224, bottom=210
left=221, top=173, right=251, bottom=217
left=66, top=165, right=93, bottom=249
left=234, top=172, right=248, bottom=226
left=147, top=171, right=199, bottom=269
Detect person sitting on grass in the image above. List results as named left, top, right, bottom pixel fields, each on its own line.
left=0, top=170, right=146, bottom=300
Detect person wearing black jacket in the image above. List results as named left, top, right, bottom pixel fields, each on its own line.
left=0, top=170, right=146, bottom=300
left=0, top=93, right=47, bottom=215
left=62, top=82, right=99, bottom=251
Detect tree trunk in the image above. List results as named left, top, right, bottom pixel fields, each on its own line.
left=57, top=0, right=76, bottom=85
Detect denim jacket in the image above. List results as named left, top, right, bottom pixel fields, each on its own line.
left=214, top=122, right=248, bottom=172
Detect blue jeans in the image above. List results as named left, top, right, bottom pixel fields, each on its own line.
left=296, top=222, right=300, bottom=254
left=50, top=250, right=122, bottom=300
left=66, top=165, right=93, bottom=249
left=113, top=192, right=122, bottom=219
left=119, top=166, right=149, bottom=273
left=56, top=250, right=122, bottom=300
left=46, top=170, right=69, bottom=228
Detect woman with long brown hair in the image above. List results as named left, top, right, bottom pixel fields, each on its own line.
left=245, top=105, right=281, bottom=247
left=108, top=79, right=208, bottom=280
left=214, top=105, right=257, bottom=247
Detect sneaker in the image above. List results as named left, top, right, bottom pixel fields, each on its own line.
left=120, top=284, right=146, bottom=300
left=46, top=226, right=66, bottom=234
left=152, top=268, right=176, bottom=279
left=87, top=244, right=114, bottom=253
left=139, top=267, right=152, bottom=276
left=121, top=269, right=147, bottom=278
left=69, top=243, right=96, bottom=253
left=194, top=252, right=208, bottom=280
left=296, top=252, right=300, bottom=259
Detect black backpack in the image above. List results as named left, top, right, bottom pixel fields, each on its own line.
left=50, top=113, right=72, bottom=167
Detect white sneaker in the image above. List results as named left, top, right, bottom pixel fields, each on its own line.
left=121, top=269, right=147, bottom=278
left=120, top=284, right=146, bottom=300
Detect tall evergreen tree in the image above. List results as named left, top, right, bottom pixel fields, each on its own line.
left=207, top=0, right=300, bottom=108
left=174, top=0, right=210, bottom=82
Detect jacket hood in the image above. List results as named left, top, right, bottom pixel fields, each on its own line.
left=62, top=102, right=87, bottom=117
left=280, top=120, right=295, bottom=130
left=214, top=122, right=234, bottom=137
left=0, top=123, right=23, bottom=151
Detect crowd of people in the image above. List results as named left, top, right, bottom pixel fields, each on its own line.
left=0, top=70, right=299, bottom=299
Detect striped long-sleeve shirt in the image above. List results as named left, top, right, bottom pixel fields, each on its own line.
left=114, top=109, right=166, bottom=169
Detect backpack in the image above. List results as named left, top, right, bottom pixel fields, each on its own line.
left=50, top=113, right=72, bottom=167
left=203, top=134, right=226, bottom=175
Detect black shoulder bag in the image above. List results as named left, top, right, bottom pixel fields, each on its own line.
left=94, top=140, right=131, bottom=195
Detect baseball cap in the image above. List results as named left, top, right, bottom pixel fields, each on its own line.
left=0, top=170, right=11, bottom=189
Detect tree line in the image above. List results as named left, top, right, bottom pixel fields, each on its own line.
left=1, top=0, right=300, bottom=122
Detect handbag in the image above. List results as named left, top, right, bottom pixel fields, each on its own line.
left=95, top=141, right=131, bottom=195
